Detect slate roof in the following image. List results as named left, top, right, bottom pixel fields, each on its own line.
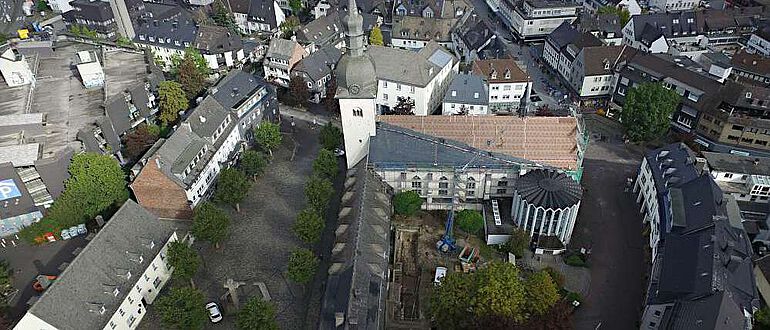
left=472, top=58, right=530, bottom=83
left=194, top=25, right=243, bottom=54
left=630, top=11, right=699, bottom=43
left=293, top=46, right=341, bottom=82
left=548, top=21, right=582, bottom=50
left=296, top=11, right=344, bottom=46
left=458, top=17, right=495, bottom=52
left=33, top=147, right=73, bottom=198
left=581, top=45, right=634, bottom=75
left=579, top=13, right=622, bottom=37
left=515, top=168, right=582, bottom=209
left=367, top=41, right=456, bottom=86
left=266, top=38, right=301, bottom=61
left=391, top=16, right=457, bottom=42
left=187, top=97, right=229, bottom=140
left=377, top=115, right=580, bottom=170
left=210, top=70, right=270, bottom=110
left=702, top=152, right=770, bottom=176
left=320, top=164, right=391, bottom=329
left=731, top=50, right=770, bottom=76
left=442, top=73, right=488, bottom=106
left=25, top=200, right=188, bottom=330
left=153, top=124, right=208, bottom=187
left=369, top=122, right=539, bottom=169
left=644, top=143, right=702, bottom=193
left=134, top=3, right=198, bottom=49
left=228, top=0, right=281, bottom=29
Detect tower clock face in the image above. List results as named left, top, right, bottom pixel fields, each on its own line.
left=348, top=84, right=361, bottom=95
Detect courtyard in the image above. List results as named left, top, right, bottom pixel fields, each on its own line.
left=140, top=114, right=343, bottom=329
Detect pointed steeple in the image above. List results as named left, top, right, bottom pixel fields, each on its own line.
left=344, top=0, right=366, bottom=57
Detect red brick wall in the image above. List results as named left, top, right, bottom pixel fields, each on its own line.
left=131, top=157, right=193, bottom=220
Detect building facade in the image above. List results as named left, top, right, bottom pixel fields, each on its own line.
left=263, top=38, right=307, bottom=87
left=472, top=58, right=532, bottom=113
left=499, top=0, right=579, bottom=41
left=14, top=201, right=187, bottom=330
left=442, top=73, right=489, bottom=115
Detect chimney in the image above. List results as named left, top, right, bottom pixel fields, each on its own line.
left=155, top=158, right=161, bottom=169
left=199, top=115, right=207, bottom=123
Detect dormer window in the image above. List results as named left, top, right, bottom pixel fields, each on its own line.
left=490, top=69, right=497, bottom=79
left=452, top=90, right=457, bottom=96
left=474, top=92, right=479, bottom=99
left=504, top=69, right=511, bottom=79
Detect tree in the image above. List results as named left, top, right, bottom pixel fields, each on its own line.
left=177, top=54, right=206, bottom=99
left=172, top=48, right=209, bottom=77
left=167, top=241, right=200, bottom=285
left=286, top=248, right=318, bottom=283
left=212, top=0, right=237, bottom=32
left=156, top=286, right=207, bottom=330
left=293, top=208, right=325, bottom=244
left=237, top=297, right=279, bottom=330
left=192, top=202, right=231, bottom=248
left=36, top=0, right=50, bottom=12
left=387, top=96, right=415, bottom=115
left=504, top=227, right=530, bottom=257
left=524, top=271, right=560, bottom=316
left=280, top=16, right=300, bottom=39
left=318, top=123, right=342, bottom=150
left=312, top=149, right=339, bottom=179
left=597, top=6, right=631, bottom=26
left=323, top=75, right=340, bottom=114
left=19, top=153, right=128, bottom=242
left=116, top=36, right=133, bottom=47
left=756, top=306, right=770, bottom=330
left=287, top=76, right=310, bottom=107
left=620, top=82, right=680, bottom=142
left=214, top=168, right=251, bottom=212
left=158, top=81, right=189, bottom=125
left=431, top=262, right=526, bottom=328
left=369, top=26, right=384, bottom=46
left=0, top=260, right=11, bottom=296
left=393, top=191, right=423, bottom=216
left=123, top=124, right=160, bottom=160
left=288, top=0, right=302, bottom=16
left=254, top=122, right=282, bottom=157
left=456, top=209, right=484, bottom=234
left=304, top=176, right=334, bottom=213
left=240, top=150, right=267, bottom=180
left=542, top=266, right=565, bottom=288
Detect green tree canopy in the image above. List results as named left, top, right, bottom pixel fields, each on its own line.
left=177, top=53, right=207, bottom=99
left=20, top=153, right=128, bottom=241
left=312, top=148, right=339, bottom=179
left=286, top=248, right=318, bottom=284
left=597, top=5, right=631, bottom=26
left=158, top=81, right=189, bottom=125
left=318, top=123, right=342, bottom=150
left=456, top=209, right=484, bottom=234
left=240, top=150, right=267, bottom=180
left=393, top=191, right=423, bottom=216
left=167, top=241, right=200, bottom=283
left=122, top=123, right=160, bottom=160
left=156, top=286, right=207, bottom=330
left=503, top=227, right=530, bottom=257
left=431, top=262, right=526, bottom=328
left=620, top=82, right=680, bottom=142
left=369, top=26, right=384, bottom=45
left=212, top=0, right=237, bottom=32
left=755, top=306, right=770, bottom=330
left=524, top=270, right=561, bottom=316
left=214, top=168, right=251, bottom=211
left=287, top=76, right=310, bottom=107
left=280, top=16, right=300, bottom=39
left=254, top=122, right=282, bottom=156
left=289, top=0, right=302, bottom=16
left=293, top=208, right=325, bottom=244
left=192, top=202, right=231, bottom=247
left=237, top=297, right=279, bottom=330
left=388, top=96, right=415, bottom=115
left=305, top=176, right=334, bottom=213
left=0, top=260, right=11, bottom=290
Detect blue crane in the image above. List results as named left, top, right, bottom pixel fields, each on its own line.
left=436, top=155, right=478, bottom=253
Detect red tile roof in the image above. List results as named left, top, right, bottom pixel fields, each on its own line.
left=377, top=115, right=580, bottom=170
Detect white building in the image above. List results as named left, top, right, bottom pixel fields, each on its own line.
left=229, top=0, right=286, bottom=35
left=14, top=201, right=188, bottom=330
left=499, top=0, right=579, bottom=41
left=703, top=152, right=770, bottom=204
left=46, top=0, right=73, bottom=12
left=649, top=0, right=697, bottom=12
left=0, top=47, right=35, bottom=87
left=76, top=51, right=105, bottom=89
left=747, top=29, right=770, bottom=57
left=442, top=73, right=489, bottom=115
left=511, top=169, right=582, bottom=253
left=621, top=12, right=699, bottom=54
left=471, top=58, right=532, bottom=113
left=391, top=16, right=458, bottom=51
left=263, top=38, right=307, bottom=87
left=370, top=42, right=458, bottom=116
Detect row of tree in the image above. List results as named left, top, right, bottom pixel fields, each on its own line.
left=285, top=124, right=342, bottom=283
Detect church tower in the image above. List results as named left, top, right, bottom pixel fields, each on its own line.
left=335, top=0, right=377, bottom=169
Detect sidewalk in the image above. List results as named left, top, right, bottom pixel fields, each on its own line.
left=518, top=250, right=591, bottom=296
left=278, top=105, right=341, bottom=128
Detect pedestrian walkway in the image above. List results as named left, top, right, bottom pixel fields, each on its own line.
left=518, top=250, right=591, bottom=296
left=278, top=105, right=341, bottom=128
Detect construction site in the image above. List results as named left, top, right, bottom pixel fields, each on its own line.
left=386, top=210, right=494, bottom=329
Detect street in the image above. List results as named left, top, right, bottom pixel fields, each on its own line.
left=0, top=0, right=25, bottom=35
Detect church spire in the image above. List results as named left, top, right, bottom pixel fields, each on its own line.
left=344, top=0, right=365, bottom=57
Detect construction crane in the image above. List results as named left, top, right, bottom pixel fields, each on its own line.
left=436, top=154, right=478, bottom=253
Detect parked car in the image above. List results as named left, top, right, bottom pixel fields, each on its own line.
left=333, top=148, right=345, bottom=157
left=434, top=266, right=447, bottom=285
left=68, top=226, right=79, bottom=238
left=77, top=224, right=87, bottom=235
left=206, top=302, right=223, bottom=323
left=60, top=229, right=71, bottom=240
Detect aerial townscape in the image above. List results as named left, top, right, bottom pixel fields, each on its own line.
left=0, top=0, right=768, bottom=327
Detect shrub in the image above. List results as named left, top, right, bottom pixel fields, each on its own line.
left=564, top=254, right=587, bottom=267
left=286, top=248, right=318, bottom=284
left=543, top=267, right=565, bottom=288
left=393, top=191, right=423, bottom=216
left=456, top=209, right=484, bottom=234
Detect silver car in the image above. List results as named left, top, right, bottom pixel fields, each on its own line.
left=206, top=302, right=223, bottom=323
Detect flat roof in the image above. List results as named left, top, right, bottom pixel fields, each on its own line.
left=0, top=144, right=40, bottom=167
left=484, top=198, right=514, bottom=236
